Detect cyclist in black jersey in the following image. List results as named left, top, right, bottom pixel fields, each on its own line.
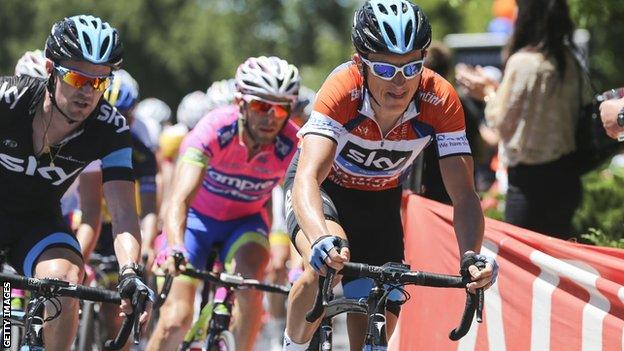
left=0, top=14, right=153, bottom=350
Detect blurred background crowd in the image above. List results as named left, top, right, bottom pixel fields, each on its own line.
left=2, top=0, right=623, bottom=245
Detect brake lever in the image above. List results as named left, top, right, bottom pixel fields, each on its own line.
left=132, top=288, right=148, bottom=344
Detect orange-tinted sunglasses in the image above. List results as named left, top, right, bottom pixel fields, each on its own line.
left=54, top=65, right=112, bottom=92
left=243, top=95, right=291, bottom=120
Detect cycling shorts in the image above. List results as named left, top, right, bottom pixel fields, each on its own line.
left=0, top=214, right=82, bottom=277
left=171, top=208, right=270, bottom=276
left=284, top=150, right=405, bottom=302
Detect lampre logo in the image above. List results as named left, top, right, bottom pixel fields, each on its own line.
left=96, top=104, right=130, bottom=133
left=0, top=82, right=28, bottom=110
left=339, top=141, right=411, bottom=172
left=204, top=168, right=279, bottom=202
left=0, top=153, right=81, bottom=185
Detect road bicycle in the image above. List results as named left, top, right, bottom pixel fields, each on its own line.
left=305, top=255, right=485, bottom=350
left=75, top=253, right=120, bottom=351
left=156, top=252, right=290, bottom=351
left=0, top=269, right=146, bottom=351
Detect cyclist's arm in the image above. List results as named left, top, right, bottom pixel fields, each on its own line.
left=140, top=190, right=158, bottom=260
left=439, top=155, right=484, bottom=254
left=164, top=147, right=208, bottom=248
left=76, top=169, right=103, bottom=260
left=103, top=180, right=143, bottom=268
left=292, top=134, right=336, bottom=243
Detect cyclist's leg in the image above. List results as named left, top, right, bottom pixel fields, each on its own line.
left=220, top=213, right=271, bottom=351
left=93, top=222, right=132, bottom=351
left=328, top=183, right=404, bottom=350
left=267, top=231, right=290, bottom=316
left=13, top=216, right=84, bottom=351
left=284, top=221, right=347, bottom=349
left=146, top=209, right=220, bottom=351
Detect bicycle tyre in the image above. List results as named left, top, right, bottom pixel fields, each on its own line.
left=10, top=324, right=22, bottom=351
left=208, top=330, right=236, bottom=351
left=77, top=300, right=100, bottom=351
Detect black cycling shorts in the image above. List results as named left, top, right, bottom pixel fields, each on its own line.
left=284, top=150, right=405, bottom=289
left=0, top=213, right=82, bottom=277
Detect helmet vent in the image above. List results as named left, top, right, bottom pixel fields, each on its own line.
left=101, top=36, right=111, bottom=53
left=383, top=23, right=397, bottom=46
left=405, top=20, right=413, bottom=44
left=81, top=32, right=93, bottom=54
left=376, top=3, right=388, bottom=15
left=390, top=4, right=398, bottom=15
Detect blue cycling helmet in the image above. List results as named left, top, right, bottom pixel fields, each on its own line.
left=103, top=69, right=139, bottom=111
left=352, top=0, right=431, bottom=55
left=45, top=14, right=123, bottom=68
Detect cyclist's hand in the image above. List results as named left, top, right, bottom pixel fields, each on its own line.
left=309, top=235, right=349, bottom=275
left=118, top=273, right=155, bottom=333
left=461, top=251, right=499, bottom=293
left=163, top=245, right=188, bottom=277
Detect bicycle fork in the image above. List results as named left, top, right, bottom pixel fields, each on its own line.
left=21, top=297, right=46, bottom=350
left=363, top=284, right=388, bottom=351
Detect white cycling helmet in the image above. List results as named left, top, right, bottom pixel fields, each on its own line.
left=235, top=56, right=300, bottom=102
left=134, top=97, right=172, bottom=125
left=15, top=50, right=48, bottom=79
left=206, top=79, right=237, bottom=109
left=176, top=91, right=211, bottom=129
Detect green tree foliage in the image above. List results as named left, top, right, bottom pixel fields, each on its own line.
left=1, top=0, right=622, bottom=108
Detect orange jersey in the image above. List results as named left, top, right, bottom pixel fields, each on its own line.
left=298, top=62, right=470, bottom=191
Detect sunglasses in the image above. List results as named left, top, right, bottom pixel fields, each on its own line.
left=243, top=95, right=291, bottom=120
left=54, top=65, right=112, bottom=92
left=360, top=57, right=424, bottom=81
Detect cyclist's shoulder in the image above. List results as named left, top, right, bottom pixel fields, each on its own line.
left=313, top=62, right=363, bottom=123
left=194, top=104, right=239, bottom=133
left=417, top=68, right=463, bottom=123
left=89, top=100, right=131, bottom=136
left=0, top=75, right=46, bottom=117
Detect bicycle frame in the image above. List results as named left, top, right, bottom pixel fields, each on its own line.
left=314, top=281, right=391, bottom=351
left=181, top=284, right=235, bottom=350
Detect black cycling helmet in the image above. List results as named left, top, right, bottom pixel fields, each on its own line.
left=352, top=0, right=432, bottom=56
left=45, top=14, right=123, bottom=68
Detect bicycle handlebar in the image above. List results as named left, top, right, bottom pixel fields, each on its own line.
left=0, top=272, right=120, bottom=303
left=155, top=265, right=290, bottom=308
left=104, top=286, right=148, bottom=350
left=305, top=260, right=485, bottom=341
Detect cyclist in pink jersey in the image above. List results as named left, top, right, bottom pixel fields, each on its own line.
left=147, top=56, right=300, bottom=351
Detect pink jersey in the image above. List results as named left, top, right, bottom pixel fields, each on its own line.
left=180, top=105, right=299, bottom=221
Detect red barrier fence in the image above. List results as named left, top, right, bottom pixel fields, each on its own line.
left=390, top=194, right=624, bottom=351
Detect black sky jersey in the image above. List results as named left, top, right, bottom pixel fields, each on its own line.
left=0, top=75, right=134, bottom=216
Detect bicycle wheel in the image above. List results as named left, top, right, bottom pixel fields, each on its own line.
left=208, top=330, right=236, bottom=351
left=77, top=301, right=95, bottom=351
left=10, top=324, right=22, bottom=351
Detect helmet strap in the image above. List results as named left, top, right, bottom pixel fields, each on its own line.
left=46, top=76, right=82, bottom=125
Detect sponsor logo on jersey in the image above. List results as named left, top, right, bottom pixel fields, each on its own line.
left=417, top=91, right=444, bottom=106
left=204, top=168, right=279, bottom=202
left=436, top=131, right=471, bottom=157
left=0, top=82, right=28, bottom=110
left=217, top=122, right=237, bottom=149
left=96, top=104, right=130, bottom=133
left=339, top=141, right=412, bottom=172
left=0, top=153, right=82, bottom=185
left=274, top=135, right=294, bottom=160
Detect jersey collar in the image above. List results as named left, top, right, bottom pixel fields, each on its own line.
left=358, top=89, right=420, bottom=122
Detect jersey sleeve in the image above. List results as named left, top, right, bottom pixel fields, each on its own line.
left=99, top=110, right=135, bottom=183
left=132, top=136, right=158, bottom=193
left=425, top=77, right=471, bottom=158
left=297, top=63, right=359, bottom=142
left=0, top=76, right=44, bottom=125
left=179, top=111, right=221, bottom=167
